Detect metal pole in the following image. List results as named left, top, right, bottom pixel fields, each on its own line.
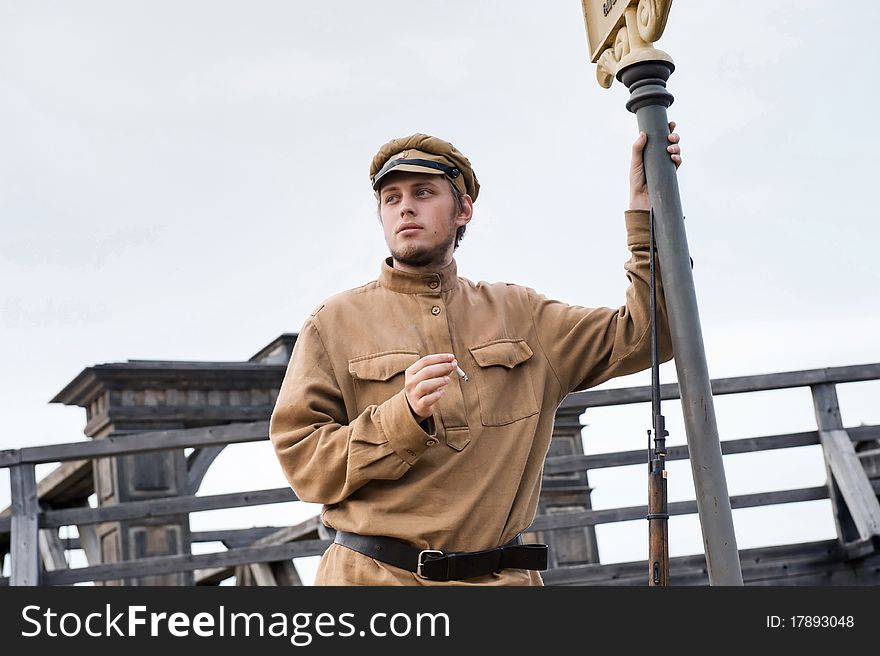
left=618, top=60, right=744, bottom=585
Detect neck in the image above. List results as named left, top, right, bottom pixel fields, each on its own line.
left=390, top=252, right=454, bottom=275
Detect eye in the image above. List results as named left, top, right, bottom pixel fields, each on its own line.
left=416, top=189, right=432, bottom=197
left=384, top=193, right=399, bottom=204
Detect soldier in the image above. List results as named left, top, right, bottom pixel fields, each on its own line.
left=270, top=127, right=682, bottom=585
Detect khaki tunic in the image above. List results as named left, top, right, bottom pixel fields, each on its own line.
left=269, top=209, right=672, bottom=585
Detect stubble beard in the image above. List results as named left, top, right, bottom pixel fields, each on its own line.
left=389, top=218, right=457, bottom=269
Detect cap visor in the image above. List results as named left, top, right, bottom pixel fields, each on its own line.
left=372, top=164, right=445, bottom=189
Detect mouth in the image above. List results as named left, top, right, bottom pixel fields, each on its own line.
left=397, top=222, right=422, bottom=235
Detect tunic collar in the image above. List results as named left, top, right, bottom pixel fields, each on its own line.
left=378, top=257, right=459, bottom=294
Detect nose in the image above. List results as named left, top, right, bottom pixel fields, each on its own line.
left=399, top=193, right=415, bottom=217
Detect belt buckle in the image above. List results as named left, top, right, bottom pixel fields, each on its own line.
left=417, top=549, right=444, bottom=579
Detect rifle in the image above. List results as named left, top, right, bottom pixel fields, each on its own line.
left=647, top=208, right=669, bottom=586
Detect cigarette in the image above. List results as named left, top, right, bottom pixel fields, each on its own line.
left=455, top=365, right=469, bottom=382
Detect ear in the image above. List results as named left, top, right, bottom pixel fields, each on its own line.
left=456, top=195, right=474, bottom=227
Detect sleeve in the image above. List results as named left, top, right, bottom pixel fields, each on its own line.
left=268, top=316, right=437, bottom=505
left=530, top=209, right=674, bottom=395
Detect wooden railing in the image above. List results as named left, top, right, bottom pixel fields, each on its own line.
left=2, top=363, right=879, bottom=586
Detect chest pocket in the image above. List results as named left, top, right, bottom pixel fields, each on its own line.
left=348, top=351, right=419, bottom=414
left=468, top=339, right=539, bottom=426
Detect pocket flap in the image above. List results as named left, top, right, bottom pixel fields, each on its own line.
left=469, top=339, right=533, bottom=369
left=348, top=351, right=419, bottom=381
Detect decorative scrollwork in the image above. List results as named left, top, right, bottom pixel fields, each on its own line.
left=596, top=25, right=630, bottom=89
left=636, top=0, right=672, bottom=43
left=614, top=24, right=631, bottom=61
left=591, top=1, right=674, bottom=89
left=596, top=48, right=616, bottom=88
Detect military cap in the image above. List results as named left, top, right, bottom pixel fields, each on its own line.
left=369, top=133, right=480, bottom=202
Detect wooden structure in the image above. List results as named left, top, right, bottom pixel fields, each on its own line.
left=1, top=337, right=878, bottom=586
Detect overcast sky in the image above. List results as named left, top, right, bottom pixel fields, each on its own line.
left=2, top=1, right=878, bottom=584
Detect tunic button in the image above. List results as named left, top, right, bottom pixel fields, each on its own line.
left=429, top=281, right=439, bottom=289
left=425, top=439, right=438, bottom=447
left=431, top=306, right=441, bottom=315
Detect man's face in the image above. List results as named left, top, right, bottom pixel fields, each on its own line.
left=377, top=171, right=472, bottom=271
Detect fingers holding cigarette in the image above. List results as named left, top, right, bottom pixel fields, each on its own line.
left=405, top=353, right=466, bottom=419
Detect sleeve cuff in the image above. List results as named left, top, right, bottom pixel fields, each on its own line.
left=378, top=389, right=438, bottom=466
left=624, top=210, right=694, bottom=268
left=624, top=209, right=651, bottom=248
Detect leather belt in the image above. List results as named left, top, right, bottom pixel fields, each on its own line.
left=333, top=530, right=549, bottom=581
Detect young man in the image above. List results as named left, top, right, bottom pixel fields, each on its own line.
left=270, top=129, right=682, bottom=585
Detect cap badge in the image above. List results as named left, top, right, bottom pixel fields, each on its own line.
left=396, top=151, right=408, bottom=160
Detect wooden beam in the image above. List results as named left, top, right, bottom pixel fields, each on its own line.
left=11, top=480, right=837, bottom=540
left=527, top=485, right=830, bottom=532
left=859, top=447, right=880, bottom=479
left=193, top=519, right=321, bottom=585
left=193, top=527, right=279, bottom=548
left=234, top=517, right=322, bottom=587
left=542, top=537, right=880, bottom=586
left=560, top=362, right=880, bottom=411
left=76, top=523, right=101, bottom=565
left=544, top=425, right=880, bottom=476
left=39, top=487, right=297, bottom=529
left=41, top=539, right=331, bottom=586
left=819, top=429, right=880, bottom=542
left=0, top=420, right=270, bottom=468
left=250, top=516, right=322, bottom=546
left=228, top=561, right=307, bottom=587
left=194, top=566, right=233, bottom=585
left=234, top=564, right=255, bottom=586
left=249, top=562, right=278, bottom=586
left=38, top=528, right=69, bottom=571
left=810, top=384, right=872, bottom=549
left=545, top=538, right=836, bottom=585
left=0, top=459, right=94, bottom=542
left=9, top=526, right=287, bottom=552
left=10, top=464, right=39, bottom=586
left=0, top=460, right=94, bottom=518
left=268, top=560, right=304, bottom=586
left=544, top=428, right=824, bottom=475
